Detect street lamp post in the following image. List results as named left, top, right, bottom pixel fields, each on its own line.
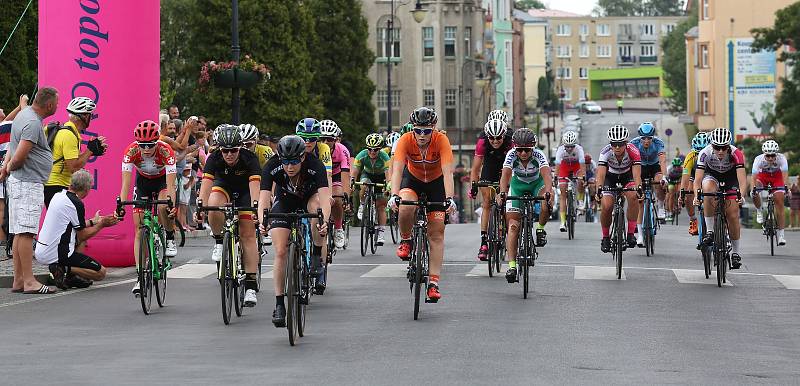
left=386, top=0, right=427, bottom=133
left=231, top=0, right=241, bottom=124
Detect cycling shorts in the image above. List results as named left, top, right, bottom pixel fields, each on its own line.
left=755, top=171, right=785, bottom=189
left=133, top=174, right=167, bottom=213
left=602, top=171, right=636, bottom=196
left=268, top=198, right=314, bottom=229
left=641, top=164, right=662, bottom=181
left=702, top=169, right=739, bottom=198
left=557, top=162, right=581, bottom=183
left=332, top=172, right=342, bottom=187
left=211, top=180, right=253, bottom=220
left=506, top=177, right=545, bottom=213
left=399, top=167, right=447, bottom=213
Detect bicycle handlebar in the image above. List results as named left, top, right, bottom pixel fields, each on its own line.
left=116, top=196, right=173, bottom=219
left=475, top=181, right=500, bottom=188
left=263, top=208, right=324, bottom=221
left=753, top=186, right=787, bottom=193
left=197, top=203, right=258, bottom=213
left=353, top=181, right=385, bottom=188
left=598, top=186, right=639, bottom=193
left=399, top=200, right=449, bottom=207
left=505, top=195, right=549, bottom=201
left=698, top=190, right=740, bottom=198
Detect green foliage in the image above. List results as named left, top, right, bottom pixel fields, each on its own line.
left=594, top=0, right=685, bottom=16
left=514, top=0, right=546, bottom=11
left=751, top=2, right=800, bottom=170
left=736, top=137, right=763, bottom=166
left=661, top=1, right=697, bottom=113
left=0, top=1, right=37, bottom=112
left=307, top=0, right=376, bottom=144
left=536, top=76, right=550, bottom=109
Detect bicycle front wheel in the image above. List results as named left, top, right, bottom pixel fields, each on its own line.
left=567, top=192, right=575, bottom=240
left=389, top=210, right=399, bottom=244
left=234, top=242, right=244, bottom=318
left=768, top=202, right=775, bottom=256
left=413, top=229, right=425, bottom=320
left=369, top=198, right=378, bottom=254
left=286, top=242, right=299, bottom=346
left=495, top=207, right=505, bottom=274
left=360, top=195, right=371, bottom=257
left=714, top=215, right=726, bottom=287
left=220, top=232, right=234, bottom=325
left=614, top=208, right=624, bottom=280
left=138, top=227, right=154, bottom=315
left=154, top=236, right=168, bottom=308
left=487, top=208, right=496, bottom=277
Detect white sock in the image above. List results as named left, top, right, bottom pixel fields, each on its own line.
left=705, top=217, right=714, bottom=232
left=778, top=229, right=785, bottom=238
left=731, top=239, right=740, bottom=254
left=637, top=224, right=643, bottom=234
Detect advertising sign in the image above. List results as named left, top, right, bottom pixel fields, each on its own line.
left=727, top=38, right=777, bottom=138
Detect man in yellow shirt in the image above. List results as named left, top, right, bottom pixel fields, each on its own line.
left=44, top=97, right=107, bottom=207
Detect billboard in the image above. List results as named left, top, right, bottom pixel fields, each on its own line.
left=726, top=38, right=777, bottom=138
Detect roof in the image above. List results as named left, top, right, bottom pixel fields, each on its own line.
left=685, top=26, right=698, bottom=38
left=527, top=9, right=584, bottom=18
left=514, top=9, right=546, bottom=23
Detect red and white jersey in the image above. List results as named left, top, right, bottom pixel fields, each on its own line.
left=751, top=153, right=788, bottom=176
left=555, top=144, right=585, bottom=166
left=121, top=141, right=177, bottom=179
left=598, top=143, right=641, bottom=174
left=696, top=145, right=745, bottom=174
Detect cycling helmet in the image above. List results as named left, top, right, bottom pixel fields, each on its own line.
left=239, top=123, right=259, bottom=142
left=365, top=133, right=384, bottom=148
left=484, top=119, right=508, bottom=137
left=134, top=120, right=161, bottom=142
left=512, top=128, right=536, bottom=147
left=400, top=122, right=414, bottom=134
left=385, top=132, right=401, bottom=148
left=320, top=119, right=341, bottom=137
left=672, top=157, right=682, bottom=166
left=562, top=130, right=578, bottom=145
left=295, top=118, right=321, bottom=139
left=66, top=97, right=96, bottom=115
left=409, top=107, right=438, bottom=126
left=277, top=135, right=306, bottom=160
left=216, top=124, right=243, bottom=148
left=709, top=127, right=732, bottom=146
left=762, top=139, right=779, bottom=154
left=607, top=124, right=629, bottom=142
left=637, top=122, right=656, bottom=137
left=691, top=132, right=709, bottom=151
left=584, top=154, right=593, bottom=163
left=488, top=109, right=509, bottom=123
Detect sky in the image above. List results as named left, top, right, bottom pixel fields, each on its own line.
left=544, top=0, right=599, bottom=15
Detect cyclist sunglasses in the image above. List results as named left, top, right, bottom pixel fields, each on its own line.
left=610, top=141, right=627, bottom=148
left=488, top=135, right=504, bottom=141
left=220, top=147, right=240, bottom=154
left=281, top=158, right=303, bottom=165
left=515, top=147, right=533, bottom=153
left=367, top=148, right=382, bottom=152
left=137, top=142, right=157, bottom=149
left=413, top=128, right=434, bottom=135
left=243, top=141, right=255, bottom=148
left=712, top=144, right=729, bottom=151
left=303, top=137, right=318, bottom=143
left=321, top=137, right=337, bottom=142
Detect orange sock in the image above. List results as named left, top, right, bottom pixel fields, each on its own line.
left=429, top=274, right=440, bottom=285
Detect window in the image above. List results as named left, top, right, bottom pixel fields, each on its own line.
left=556, top=45, right=572, bottom=58
left=423, top=27, right=434, bottom=57
left=464, top=27, right=471, bottom=58
left=377, top=90, right=401, bottom=127
left=641, top=44, right=656, bottom=56
left=662, top=24, right=676, bottom=35
left=700, top=44, right=709, bottom=68
left=498, top=0, right=508, bottom=21
left=618, top=44, right=632, bottom=58
left=597, top=24, right=610, bottom=36
left=377, top=25, right=400, bottom=58
left=505, top=41, right=513, bottom=68
left=702, top=0, right=709, bottom=20
left=423, top=89, right=435, bottom=107
left=445, top=89, right=457, bottom=128
left=641, top=24, right=655, bottom=36
left=557, top=67, right=572, bottom=79
left=597, top=45, right=611, bottom=57
left=580, top=24, right=589, bottom=36
left=560, top=88, right=572, bottom=100
left=579, top=67, right=588, bottom=79
left=700, top=91, right=709, bottom=114
left=556, top=24, right=571, bottom=36
left=579, top=87, right=588, bottom=101
left=444, top=26, right=456, bottom=58
left=580, top=44, right=589, bottom=58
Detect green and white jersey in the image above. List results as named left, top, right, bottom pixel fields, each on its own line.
left=503, top=148, right=549, bottom=184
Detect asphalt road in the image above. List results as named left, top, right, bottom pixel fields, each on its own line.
left=1, top=218, right=799, bottom=385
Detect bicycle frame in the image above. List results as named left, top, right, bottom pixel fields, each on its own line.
left=599, top=185, right=638, bottom=279
left=698, top=184, right=739, bottom=287
left=506, top=192, right=548, bottom=298
left=476, top=181, right=505, bottom=276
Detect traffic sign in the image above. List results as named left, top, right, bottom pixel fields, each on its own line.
left=665, top=128, right=673, bottom=136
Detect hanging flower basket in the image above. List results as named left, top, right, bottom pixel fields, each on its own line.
left=199, top=55, right=271, bottom=90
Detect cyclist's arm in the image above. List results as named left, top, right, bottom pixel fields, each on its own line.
left=541, top=166, right=553, bottom=196
left=390, top=157, right=404, bottom=196
left=595, top=165, right=606, bottom=190
left=165, top=172, right=177, bottom=205
left=579, top=162, right=586, bottom=178
left=659, top=152, right=667, bottom=176
left=199, top=174, right=214, bottom=204
left=632, top=164, right=642, bottom=188
left=499, top=167, right=511, bottom=194
left=318, top=186, right=332, bottom=223
left=258, top=189, right=273, bottom=224
left=693, top=168, right=705, bottom=193
left=351, top=164, right=361, bottom=182
left=342, top=169, right=351, bottom=195
left=119, top=170, right=133, bottom=201
left=737, top=168, right=747, bottom=195
left=442, top=162, right=455, bottom=198
left=470, top=155, right=483, bottom=182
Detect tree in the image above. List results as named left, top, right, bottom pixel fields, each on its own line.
left=0, top=1, right=38, bottom=111
left=536, top=76, right=550, bottom=109
left=752, top=2, right=800, bottom=169
left=594, top=0, right=685, bottom=17
left=661, top=0, right=697, bottom=113
left=307, top=0, right=375, bottom=143
left=514, top=0, right=545, bottom=11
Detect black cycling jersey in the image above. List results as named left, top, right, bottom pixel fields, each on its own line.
left=203, top=148, right=261, bottom=186
left=261, top=154, right=329, bottom=202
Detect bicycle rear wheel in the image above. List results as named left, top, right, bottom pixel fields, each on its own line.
left=369, top=197, right=378, bottom=254
left=360, top=195, right=371, bottom=256
left=234, top=242, right=244, bottom=318
left=521, top=214, right=531, bottom=299
left=138, top=227, right=154, bottom=315
left=567, top=192, right=575, bottom=240
left=286, top=242, right=299, bottom=346
left=220, top=232, right=234, bottom=325
left=487, top=208, right=496, bottom=277
left=643, top=199, right=652, bottom=257
left=614, top=208, right=624, bottom=280
left=413, top=229, right=425, bottom=320
left=389, top=210, right=399, bottom=244
left=496, top=207, right=505, bottom=274
left=768, top=202, right=775, bottom=256
left=154, top=236, right=168, bottom=308
left=714, top=215, right=726, bottom=287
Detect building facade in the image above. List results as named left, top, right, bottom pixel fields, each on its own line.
left=515, top=10, right=547, bottom=122
left=490, top=0, right=515, bottom=117
left=686, top=0, right=792, bottom=138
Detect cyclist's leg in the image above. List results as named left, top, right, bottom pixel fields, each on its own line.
left=426, top=211, right=446, bottom=279
left=701, top=176, right=720, bottom=234
left=775, top=190, right=786, bottom=231
left=624, top=190, right=639, bottom=236
left=306, top=193, right=325, bottom=263
left=157, top=188, right=176, bottom=242
left=752, top=179, right=764, bottom=210
left=207, top=187, right=230, bottom=235
left=332, top=181, right=344, bottom=230
left=558, top=180, right=568, bottom=227
left=479, top=187, right=493, bottom=233
left=505, top=211, right=521, bottom=263
left=599, top=176, right=617, bottom=237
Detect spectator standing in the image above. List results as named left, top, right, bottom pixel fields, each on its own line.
left=616, top=96, right=624, bottom=115
left=36, top=170, right=119, bottom=288
left=168, top=104, right=180, bottom=119
left=1, top=87, right=59, bottom=294
left=0, top=95, right=30, bottom=250
left=44, top=97, right=107, bottom=207
left=790, top=176, right=800, bottom=229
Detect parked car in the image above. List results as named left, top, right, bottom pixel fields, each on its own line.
left=576, top=101, right=603, bottom=114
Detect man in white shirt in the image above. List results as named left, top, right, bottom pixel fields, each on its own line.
left=35, top=169, right=119, bottom=289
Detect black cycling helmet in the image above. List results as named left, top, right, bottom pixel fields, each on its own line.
left=512, top=128, right=537, bottom=147
left=277, top=135, right=306, bottom=160
left=216, top=124, right=243, bottom=148
left=409, top=107, right=438, bottom=126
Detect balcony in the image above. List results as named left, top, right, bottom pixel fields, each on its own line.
left=639, top=56, right=658, bottom=64
left=618, top=56, right=636, bottom=65
left=617, top=33, right=636, bottom=42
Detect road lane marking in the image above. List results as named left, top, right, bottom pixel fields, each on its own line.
left=574, top=266, right=625, bottom=280
left=672, top=269, right=732, bottom=286
left=167, top=263, right=217, bottom=279
left=466, top=264, right=485, bottom=277
left=772, top=275, right=800, bottom=290
left=360, top=264, right=407, bottom=278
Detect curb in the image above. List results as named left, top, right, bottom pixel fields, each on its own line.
left=0, top=266, right=137, bottom=288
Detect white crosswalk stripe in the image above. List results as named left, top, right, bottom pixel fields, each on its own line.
left=574, top=266, right=625, bottom=280
left=772, top=275, right=800, bottom=289
left=167, top=263, right=217, bottom=279
left=360, top=264, right=408, bottom=278
left=672, top=269, right=732, bottom=286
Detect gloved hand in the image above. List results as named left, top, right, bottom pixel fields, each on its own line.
left=468, top=182, right=478, bottom=199
left=446, top=197, right=457, bottom=214
left=87, top=137, right=107, bottom=156
left=388, top=194, right=400, bottom=212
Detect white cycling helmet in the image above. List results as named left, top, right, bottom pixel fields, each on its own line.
left=562, top=130, right=578, bottom=145
left=319, top=119, right=341, bottom=137
left=484, top=119, right=508, bottom=137
left=385, top=131, right=401, bottom=148
left=762, top=139, right=779, bottom=154
left=607, top=124, right=629, bottom=142
left=487, top=109, right=509, bottom=123
left=239, top=123, right=259, bottom=142
left=709, top=127, right=732, bottom=146
left=66, top=97, right=96, bottom=115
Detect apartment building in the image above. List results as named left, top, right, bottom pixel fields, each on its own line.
left=685, top=0, right=792, bottom=138
left=514, top=10, right=547, bottom=115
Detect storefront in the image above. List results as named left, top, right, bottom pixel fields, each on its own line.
left=589, top=67, right=671, bottom=100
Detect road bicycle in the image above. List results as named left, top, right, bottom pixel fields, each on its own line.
left=476, top=182, right=505, bottom=277
left=754, top=184, right=786, bottom=256
left=354, top=181, right=385, bottom=256
left=698, top=184, right=740, bottom=287
left=564, top=175, right=580, bottom=240
left=683, top=188, right=712, bottom=279
left=397, top=195, right=447, bottom=320
left=505, top=192, right=549, bottom=299
left=641, top=178, right=659, bottom=256
left=116, top=196, right=173, bottom=315
left=198, top=201, right=258, bottom=325
left=600, top=185, right=639, bottom=280
left=583, top=183, right=595, bottom=223
left=264, top=209, right=323, bottom=346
